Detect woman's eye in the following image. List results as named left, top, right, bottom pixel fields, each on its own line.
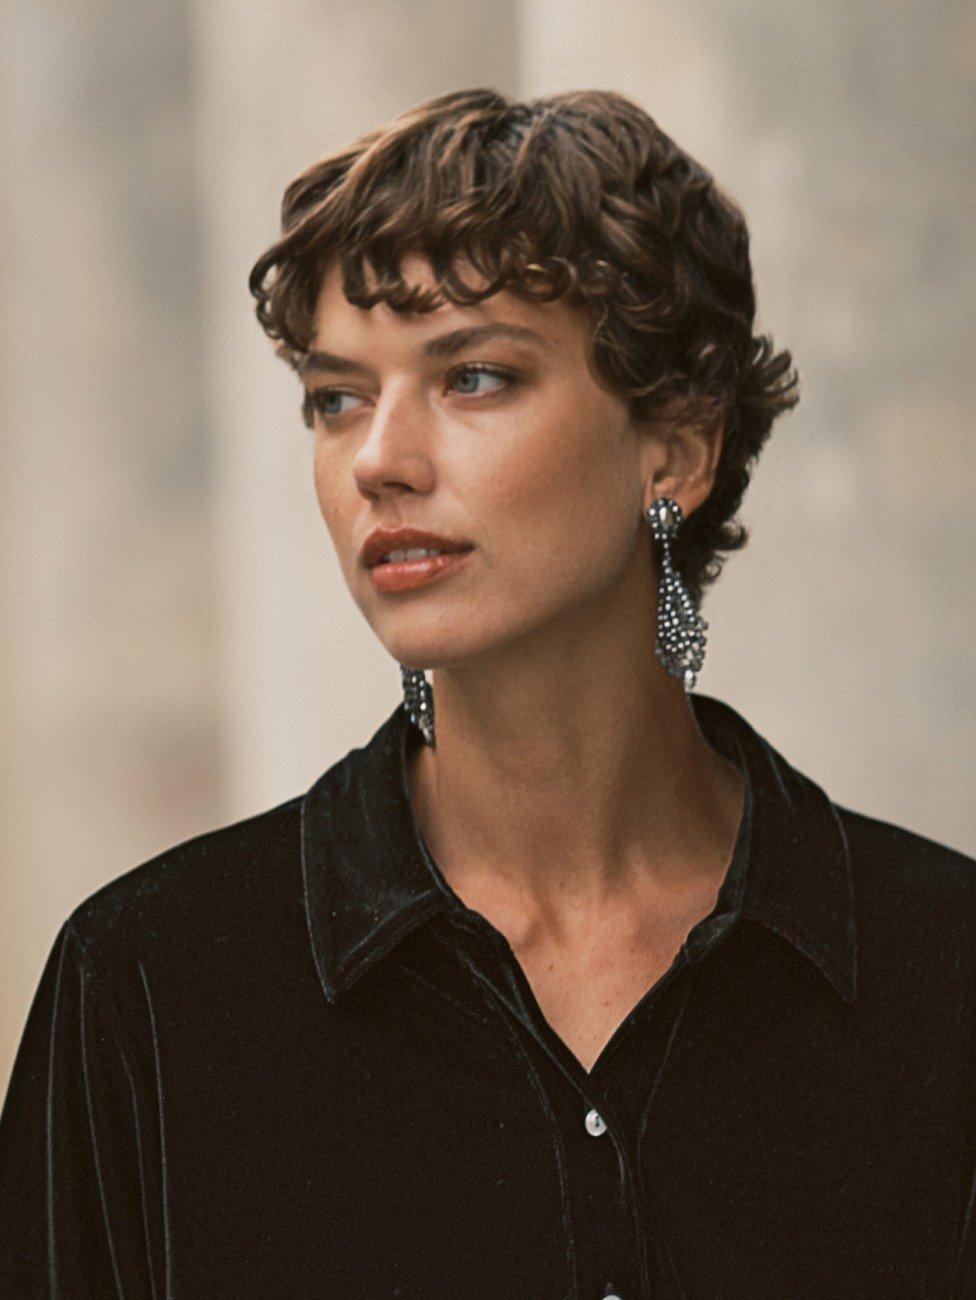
left=303, top=364, right=514, bottom=426
left=450, top=364, right=512, bottom=396
left=307, top=389, right=358, bottom=421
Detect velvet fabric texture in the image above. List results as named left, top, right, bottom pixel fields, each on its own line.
left=2, top=691, right=976, bottom=1298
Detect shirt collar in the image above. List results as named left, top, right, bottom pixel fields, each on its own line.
left=300, top=692, right=857, bottom=1006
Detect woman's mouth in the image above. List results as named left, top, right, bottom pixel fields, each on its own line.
left=368, top=546, right=474, bottom=593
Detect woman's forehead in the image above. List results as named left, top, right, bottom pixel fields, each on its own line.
left=311, top=253, right=583, bottom=353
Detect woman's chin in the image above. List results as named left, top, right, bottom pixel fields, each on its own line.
left=386, top=646, right=471, bottom=671
left=380, top=629, right=502, bottom=672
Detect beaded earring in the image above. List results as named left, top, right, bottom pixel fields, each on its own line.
left=400, top=662, right=435, bottom=746
left=645, top=495, right=708, bottom=691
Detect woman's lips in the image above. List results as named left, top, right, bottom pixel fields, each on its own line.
left=368, top=547, right=474, bottom=593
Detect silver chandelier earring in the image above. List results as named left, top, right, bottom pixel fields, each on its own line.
left=400, top=663, right=435, bottom=746
left=645, top=495, right=708, bottom=691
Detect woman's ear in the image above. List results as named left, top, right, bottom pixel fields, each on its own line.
left=638, top=400, right=725, bottom=518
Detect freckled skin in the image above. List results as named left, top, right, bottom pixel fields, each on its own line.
left=308, top=251, right=660, bottom=671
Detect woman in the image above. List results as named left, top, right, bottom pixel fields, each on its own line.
left=2, top=87, right=974, bottom=1298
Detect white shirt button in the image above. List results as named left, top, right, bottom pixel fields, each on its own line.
left=584, top=1107, right=607, bottom=1136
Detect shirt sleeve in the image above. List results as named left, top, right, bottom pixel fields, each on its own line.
left=0, top=917, right=162, bottom=1298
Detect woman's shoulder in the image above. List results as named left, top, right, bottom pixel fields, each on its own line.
left=54, top=713, right=401, bottom=978
left=65, top=792, right=306, bottom=964
left=833, top=799, right=976, bottom=908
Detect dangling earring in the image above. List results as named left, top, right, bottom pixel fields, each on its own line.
left=645, top=495, right=708, bottom=691
left=400, top=664, right=435, bottom=746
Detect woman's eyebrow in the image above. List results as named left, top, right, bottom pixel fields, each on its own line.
left=298, top=322, right=553, bottom=379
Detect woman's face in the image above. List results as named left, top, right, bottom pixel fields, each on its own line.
left=304, top=252, right=667, bottom=669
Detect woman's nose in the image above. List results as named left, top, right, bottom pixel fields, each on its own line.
left=351, top=394, right=435, bottom=497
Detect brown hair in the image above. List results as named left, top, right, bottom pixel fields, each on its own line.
left=248, top=87, right=799, bottom=606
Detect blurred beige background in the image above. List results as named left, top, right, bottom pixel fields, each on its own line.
left=2, top=0, right=974, bottom=1095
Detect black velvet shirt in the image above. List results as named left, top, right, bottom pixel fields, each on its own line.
left=3, top=691, right=976, bottom=1298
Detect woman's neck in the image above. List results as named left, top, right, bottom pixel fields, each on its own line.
left=407, top=660, right=745, bottom=940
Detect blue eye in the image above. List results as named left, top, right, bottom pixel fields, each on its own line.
left=316, top=391, right=355, bottom=417
left=302, top=388, right=356, bottom=426
left=451, top=364, right=511, bottom=396
left=302, top=364, right=516, bottom=427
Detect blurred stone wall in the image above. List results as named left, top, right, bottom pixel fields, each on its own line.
left=1, top=0, right=224, bottom=1092
left=2, top=0, right=973, bottom=1094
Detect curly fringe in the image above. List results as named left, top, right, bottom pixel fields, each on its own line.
left=248, top=87, right=800, bottom=606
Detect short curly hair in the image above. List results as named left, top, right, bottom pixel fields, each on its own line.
left=248, top=87, right=799, bottom=607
